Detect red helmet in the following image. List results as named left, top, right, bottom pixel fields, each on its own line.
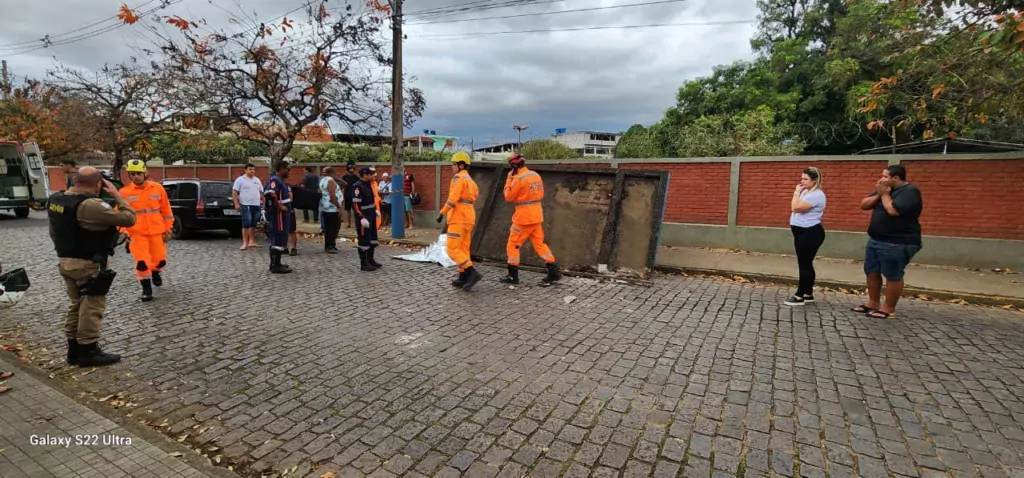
left=508, top=153, right=525, bottom=165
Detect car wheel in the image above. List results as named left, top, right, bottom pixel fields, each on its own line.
left=14, top=207, right=30, bottom=218
left=171, top=215, right=190, bottom=239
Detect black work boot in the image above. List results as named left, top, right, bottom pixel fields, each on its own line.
left=140, top=279, right=154, bottom=302
left=499, top=265, right=520, bottom=284
left=451, top=270, right=468, bottom=287
left=540, top=262, right=562, bottom=285
left=75, top=342, right=121, bottom=367
left=359, top=250, right=375, bottom=272
left=66, top=339, right=80, bottom=366
left=462, top=267, right=483, bottom=292
left=270, top=250, right=292, bottom=274
left=151, top=270, right=162, bottom=287
left=368, top=247, right=383, bottom=269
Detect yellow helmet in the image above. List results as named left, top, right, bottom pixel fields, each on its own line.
left=450, top=151, right=471, bottom=165
left=125, top=159, right=147, bottom=173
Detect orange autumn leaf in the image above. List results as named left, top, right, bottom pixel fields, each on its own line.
left=166, top=16, right=192, bottom=30
left=116, top=4, right=140, bottom=24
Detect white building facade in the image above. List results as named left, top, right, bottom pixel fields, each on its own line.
left=551, top=131, right=621, bottom=157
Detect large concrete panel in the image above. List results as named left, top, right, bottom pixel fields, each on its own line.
left=467, top=163, right=668, bottom=279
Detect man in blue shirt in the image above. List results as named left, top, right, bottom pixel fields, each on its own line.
left=263, top=161, right=294, bottom=274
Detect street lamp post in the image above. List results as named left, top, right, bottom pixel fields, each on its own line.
left=512, top=124, right=529, bottom=151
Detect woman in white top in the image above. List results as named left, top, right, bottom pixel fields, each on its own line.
left=786, top=167, right=827, bottom=306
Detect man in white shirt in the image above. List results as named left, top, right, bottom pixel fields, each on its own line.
left=232, top=163, right=265, bottom=250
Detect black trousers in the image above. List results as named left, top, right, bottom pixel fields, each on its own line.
left=791, top=224, right=826, bottom=296
left=323, top=210, right=341, bottom=250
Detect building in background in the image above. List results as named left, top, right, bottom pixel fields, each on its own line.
left=404, top=130, right=458, bottom=152
left=551, top=129, right=622, bottom=157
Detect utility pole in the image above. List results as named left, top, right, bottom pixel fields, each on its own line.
left=1, top=60, right=11, bottom=101
left=389, top=0, right=406, bottom=239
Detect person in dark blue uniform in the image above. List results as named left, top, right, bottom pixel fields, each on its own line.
left=352, top=167, right=382, bottom=271
left=263, top=161, right=293, bottom=274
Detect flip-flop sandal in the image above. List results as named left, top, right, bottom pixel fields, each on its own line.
left=851, top=305, right=875, bottom=313
left=0, top=371, right=13, bottom=379
left=0, top=386, right=9, bottom=395
left=868, top=310, right=895, bottom=319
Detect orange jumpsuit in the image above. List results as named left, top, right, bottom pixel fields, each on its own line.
left=119, top=180, right=173, bottom=280
left=504, top=166, right=555, bottom=266
left=371, top=180, right=382, bottom=229
left=440, top=170, right=479, bottom=272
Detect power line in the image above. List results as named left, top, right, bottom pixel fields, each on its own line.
left=415, top=18, right=755, bottom=39
left=0, top=0, right=160, bottom=49
left=405, top=0, right=687, bottom=26
left=406, top=0, right=560, bottom=21
left=0, top=0, right=186, bottom=56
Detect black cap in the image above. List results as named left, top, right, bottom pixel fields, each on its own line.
left=359, top=167, right=373, bottom=175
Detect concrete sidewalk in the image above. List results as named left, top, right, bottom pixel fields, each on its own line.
left=297, top=221, right=1024, bottom=304
left=0, top=355, right=231, bottom=478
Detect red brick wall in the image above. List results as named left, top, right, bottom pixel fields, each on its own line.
left=902, top=159, right=1024, bottom=240
left=43, top=157, right=1024, bottom=240
left=621, top=162, right=730, bottom=225
left=737, top=161, right=889, bottom=232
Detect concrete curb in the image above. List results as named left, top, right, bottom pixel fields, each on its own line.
left=655, top=265, right=1024, bottom=309
left=0, top=351, right=240, bottom=478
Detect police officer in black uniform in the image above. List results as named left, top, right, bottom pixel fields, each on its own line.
left=47, top=167, right=137, bottom=367
left=352, top=167, right=383, bottom=271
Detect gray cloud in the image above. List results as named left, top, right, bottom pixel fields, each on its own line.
left=1, top=0, right=759, bottom=148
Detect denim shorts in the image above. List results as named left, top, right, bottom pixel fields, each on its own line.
left=241, top=205, right=261, bottom=228
left=863, top=238, right=921, bottom=281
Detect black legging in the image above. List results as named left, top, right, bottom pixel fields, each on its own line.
left=791, top=224, right=826, bottom=296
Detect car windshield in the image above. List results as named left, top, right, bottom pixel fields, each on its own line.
left=202, top=182, right=233, bottom=199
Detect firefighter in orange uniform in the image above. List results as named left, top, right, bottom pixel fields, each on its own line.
left=370, top=168, right=382, bottom=229
left=500, top=153, right=561, bottom=285
left=436, top=152, right=482, bottom=291
left=119, top=159, right=173, bottom=302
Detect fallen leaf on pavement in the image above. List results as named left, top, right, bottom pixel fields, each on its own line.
left=169, top=451, right=183, bottom=457
left=320, top=473, right=338, bottom=478
left=563, top=296, right=577, bottom=304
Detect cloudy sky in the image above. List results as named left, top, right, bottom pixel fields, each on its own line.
left=0, top=0, right=759, bottom=148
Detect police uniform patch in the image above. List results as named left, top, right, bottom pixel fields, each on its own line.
left=353, top=189, right=360, bottom=196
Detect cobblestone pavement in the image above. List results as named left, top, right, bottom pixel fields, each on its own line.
left=3, top=211, right=1024, bottom=478
left=0, top=355, right=214, bottom=477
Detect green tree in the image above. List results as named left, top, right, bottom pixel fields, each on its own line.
left=613, top=124, right=665, bottom=158
left=520, top=139, right=583, bottom=160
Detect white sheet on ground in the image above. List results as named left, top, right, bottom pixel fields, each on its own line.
left=0, top=284, right=24, bottom=307
left=392, top=234, right=457, bottom=268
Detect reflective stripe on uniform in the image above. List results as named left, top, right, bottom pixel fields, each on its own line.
left=448, top=232, right=461, bottom=238
left=458, top=199, right=473, bottom=204
left=360, top=204, right=376, bottom=210
left=136, top=208, right=161, bottom=214
left=445, top=201, right=455, bottom=208
left=164, top=215, right=174, bottom=221
left=511, top=225, right=520, bottom=233
left=540, top=253, right=553, bottom=260
left=353, top=197, right=362, bottom=203
left=519, top=172, right=539, bottom=180
left=457, top=259, right=470, bottom=267
left=281, top=198, right=291, bottom=204
left=515, top=199, right=542, bottom=207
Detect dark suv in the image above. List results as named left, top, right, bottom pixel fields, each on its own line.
left=162, top=179, right=242, bottom=239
